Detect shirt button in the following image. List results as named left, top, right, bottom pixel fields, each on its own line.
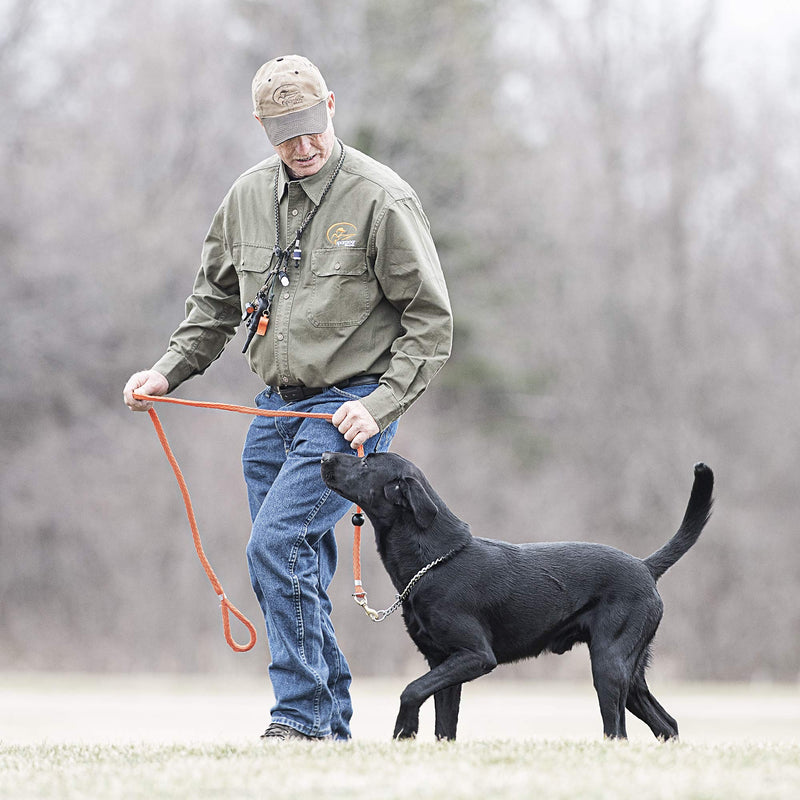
left=334, top=263, right=341, bottom=270
left=283, top=293, right=290, bottom=300
left=277, top=333, right=285, bottom=341
left=291, top=209, right=299, bottom=216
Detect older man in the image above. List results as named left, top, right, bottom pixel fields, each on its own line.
left=124, top=55, right=452, bottom=740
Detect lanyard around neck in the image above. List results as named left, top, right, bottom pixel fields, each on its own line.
left=241, top=139, right=346, bottom=354
left=271, top=138, right=346, bottom=284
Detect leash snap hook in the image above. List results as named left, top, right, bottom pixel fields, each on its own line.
left=352, top=591, right=384, bottom=622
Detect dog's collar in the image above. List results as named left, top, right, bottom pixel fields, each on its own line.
left=354, top=544, right=465, bottom=622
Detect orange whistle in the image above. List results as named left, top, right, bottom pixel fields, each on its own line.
left=256, top=315, right=269, bottom=336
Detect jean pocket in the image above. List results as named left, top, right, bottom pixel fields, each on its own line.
left=330, top=383, right=379, bottom=401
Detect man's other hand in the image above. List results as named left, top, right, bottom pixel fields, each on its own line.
left=123, top=370, right=169, bottom=411
left=332, top=400, right=379, bottom=450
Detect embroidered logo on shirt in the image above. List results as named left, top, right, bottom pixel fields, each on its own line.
left=327, top=222, right=358, bottom=247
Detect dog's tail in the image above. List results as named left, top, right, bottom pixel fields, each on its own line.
left=644, top=463, right=714, bottom=581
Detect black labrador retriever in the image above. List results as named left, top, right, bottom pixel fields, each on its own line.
left=321, top=451, right=713, bottom=741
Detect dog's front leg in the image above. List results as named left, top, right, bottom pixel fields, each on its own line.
left=394, top=648, right=496, bottom=739
left=434, top=684, right=462, bottom=741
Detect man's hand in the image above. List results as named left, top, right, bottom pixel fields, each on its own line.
left=123, top=370, right=169, bottom=411
left=332, top=400, right=379, bottom=450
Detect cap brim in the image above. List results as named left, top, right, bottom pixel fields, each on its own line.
left=262, top=99, right=329, bottom=145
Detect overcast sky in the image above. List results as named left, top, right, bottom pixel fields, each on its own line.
left=706, top=0, right=799, bottom=88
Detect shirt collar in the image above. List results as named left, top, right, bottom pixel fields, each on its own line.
left=277, top=138, right=343, bottom=205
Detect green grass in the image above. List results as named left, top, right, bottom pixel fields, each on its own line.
left=2, top=739, right=799, bottom=800
left=2, top=675, right=799, bottom=799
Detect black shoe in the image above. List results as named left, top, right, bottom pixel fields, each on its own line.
left=260, top=722, right=330, bottom=741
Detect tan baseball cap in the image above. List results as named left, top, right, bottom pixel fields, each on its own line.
left=252, top=55, right=330, bottom=145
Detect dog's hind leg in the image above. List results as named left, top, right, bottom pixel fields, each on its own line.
left=590, top=649, right=630, bottom=739
left=590, top=593, right=667, bottom=739
left=394, top=646, right=496, bottom=739
left=433, top=684, right=462, bottom=741
left=589, top=618, right=644, bottom=739
left=626, top=670, right=679, bottom=741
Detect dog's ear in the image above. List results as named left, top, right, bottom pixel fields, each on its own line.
left=384, top=476, right=438, bottom=528
left=404, top=477, right=439, bottom=528
left=383, top=480, right=405, bottom=507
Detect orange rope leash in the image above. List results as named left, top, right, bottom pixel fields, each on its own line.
left=133, top=392, right=335, bottom=420
left=133, top=392, right=368, bottom=653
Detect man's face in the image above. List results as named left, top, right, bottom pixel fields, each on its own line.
left=274, top=126, right=335, bottom=179
left=270, top=93, right=336, bottom=180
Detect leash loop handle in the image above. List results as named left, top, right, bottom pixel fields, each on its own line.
left=219, top=594, right=258, bottom=653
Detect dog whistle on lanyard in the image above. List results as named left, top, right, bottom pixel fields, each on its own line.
left=241, top=292, right=270, bottom=354
left=277, top=246, right=290, bottom=288
left=242, top=249, right=285, bottom=354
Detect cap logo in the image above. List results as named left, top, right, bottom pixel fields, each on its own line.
left=273, top=84, right=306, bottom=108
left=327, top=222, right=358, bottom=247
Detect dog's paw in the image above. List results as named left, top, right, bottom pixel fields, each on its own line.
left=393, top=713, right=419, bottom=740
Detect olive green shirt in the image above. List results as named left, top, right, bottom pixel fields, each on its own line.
left=152, top=140, right=452, bottom=430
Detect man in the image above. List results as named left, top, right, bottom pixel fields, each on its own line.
left=123, top=55, right=452, bottom=741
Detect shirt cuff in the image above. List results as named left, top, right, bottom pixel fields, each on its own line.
left=359, top=384, right=404, bottom=431
left=151, top=352, right=196, bottom=393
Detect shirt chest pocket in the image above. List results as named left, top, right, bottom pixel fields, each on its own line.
left=232, top=243, right=274, bottom=311
left=308, top=248, right=372, bottom=328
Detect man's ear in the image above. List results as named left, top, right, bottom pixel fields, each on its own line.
left=384, top=476, right=438, bottom=528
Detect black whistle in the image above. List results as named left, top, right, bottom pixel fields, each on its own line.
left=241, top=294, right=270, bottom=354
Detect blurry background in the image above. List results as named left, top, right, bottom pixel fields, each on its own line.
left=1, top=0, right=798, bottom=683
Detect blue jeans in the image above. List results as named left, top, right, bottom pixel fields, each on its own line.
left=242, top=384, right=397, bottom=739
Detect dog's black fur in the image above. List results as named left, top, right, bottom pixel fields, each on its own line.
left=321, top=451, right=713, bottom=741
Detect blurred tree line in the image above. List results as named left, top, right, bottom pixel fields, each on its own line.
left=1, top=0, right=798, bottom=682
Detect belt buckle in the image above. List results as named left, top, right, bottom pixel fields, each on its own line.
left=278, top=385, right=305, bottom=402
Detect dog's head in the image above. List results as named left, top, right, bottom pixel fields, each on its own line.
left=321, top=451, right=439, bottom=529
